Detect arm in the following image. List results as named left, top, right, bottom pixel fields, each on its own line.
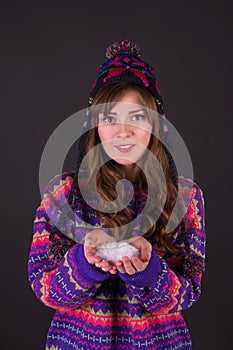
left=28, top=173, right=111, bottom=311
left=118, top=182, right=206, bottom=315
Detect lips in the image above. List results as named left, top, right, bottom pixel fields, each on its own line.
left=114, top=144, right=135, bottom=152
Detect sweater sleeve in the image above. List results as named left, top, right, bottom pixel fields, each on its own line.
left=28, top=173, right=110, bottom=311
left=118, top=182, right=206, bottom=315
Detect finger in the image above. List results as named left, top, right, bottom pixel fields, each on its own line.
left=122, top=257, right=137, bottom=275
left=84, top=245, right=99, bottom=256
left=93, top=255, right=102, bottom=264
left=84, top=247, right=101, bottom=265
left=140, top=248, right=151, bottom=262
left=85, top=253, right=96, bottom=265
left=85, top=238, right=97, bottom=247
left=84, top=246, right=94, bottom=255
left=84, top=245, right=96, bottom=256
left=95, top=262, right=103, bottom=268
left=131, top=256, right=147, bottom=272
left=85, top=253, right=98, bottom=265
left=109, top=266, right=118, bottom=274
left=116, top=261, right=126, bottom=274
left=137, top=241, right=151, bottom=262
left=98, top=260, right=114, bottom=272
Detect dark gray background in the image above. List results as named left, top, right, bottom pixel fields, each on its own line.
left=1, top=1, right=232, bottom=349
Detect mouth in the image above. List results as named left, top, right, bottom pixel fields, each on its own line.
left=114, top=144, right=135, bottom=152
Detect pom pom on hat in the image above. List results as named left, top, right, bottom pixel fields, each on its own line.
left=106, top=39, right=141, bottom=59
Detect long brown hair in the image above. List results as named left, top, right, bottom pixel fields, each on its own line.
left=82, top=82, right=179, bottom=254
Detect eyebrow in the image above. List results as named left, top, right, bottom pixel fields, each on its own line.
left=107, top=108, right=146, bottom=115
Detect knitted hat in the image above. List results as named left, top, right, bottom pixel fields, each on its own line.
left=84, top=39, right=170, bottom=146
left=89, top=39, right=164, bottom=113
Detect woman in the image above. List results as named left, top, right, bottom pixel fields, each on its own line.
left=28, top=39, right=206, bottom=349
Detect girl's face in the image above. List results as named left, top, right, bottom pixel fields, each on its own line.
left=97, top=89, right=153, bottom=167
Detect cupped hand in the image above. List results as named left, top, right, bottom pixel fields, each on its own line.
left=84, top=230, right=117, bottom=274
left=116, top=236, right=152, bottom=275
left=84, top=232, right=152, bottom=276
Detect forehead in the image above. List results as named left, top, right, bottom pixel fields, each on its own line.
left=116, top=89, right=143, bottom=104
left=107, top=102, right=146, bottom=115
left=104, top=89, right=145, bottom=115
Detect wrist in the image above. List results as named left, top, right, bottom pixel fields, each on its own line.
left=118, top=250, right=161, bottom=288
left=75, top=244, right=111, bottom=284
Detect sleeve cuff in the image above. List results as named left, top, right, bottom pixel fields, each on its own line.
left=118, top=250, right=161, bottom=288
left=74, top=244, right=111, bottom=284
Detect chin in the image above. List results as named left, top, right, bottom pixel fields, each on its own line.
left=114, top=158, right=135, bottom=166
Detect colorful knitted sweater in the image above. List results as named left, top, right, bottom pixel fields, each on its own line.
left=28, top=172, right=206, bottom=350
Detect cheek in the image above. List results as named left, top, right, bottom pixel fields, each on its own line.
left=138, top=130, right=152, bottom=147
left=97, top=127, right=105, bottom=143
left=98, top=127, right=113, bottom=143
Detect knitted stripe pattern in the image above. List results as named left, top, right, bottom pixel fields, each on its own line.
left=28, top=172, right=206, bottom=350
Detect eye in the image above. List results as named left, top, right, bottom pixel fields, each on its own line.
left=131, top=114, right=146, bottom=121
left=102, top=115, right=116, bottom=124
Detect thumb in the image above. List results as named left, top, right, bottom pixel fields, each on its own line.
left=85, top=237, right=97, bottom=247
left=140, top=243, right=152, bottom=262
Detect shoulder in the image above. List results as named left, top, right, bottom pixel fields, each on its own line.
left=41, top=171, right=75, bottom=201
left=178, top=175, right=205, bottom=204
left=178, top=176, right=205, bottom=230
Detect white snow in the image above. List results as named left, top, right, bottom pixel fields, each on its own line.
left=96, top=241, right=139, bottom=263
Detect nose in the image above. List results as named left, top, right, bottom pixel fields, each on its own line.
left=116, top=122, right=134, bottom=138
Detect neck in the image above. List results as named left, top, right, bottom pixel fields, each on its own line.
left=122, top=163, right=140, bottom=182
